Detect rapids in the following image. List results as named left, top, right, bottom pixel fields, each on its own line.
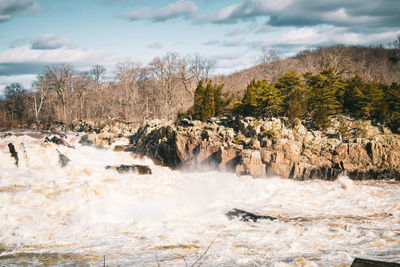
left=0, top=131, right=399, bottom=266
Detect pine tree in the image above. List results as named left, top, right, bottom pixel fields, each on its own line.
left=276, top=71, right=307, bottom=124
left=275, top=71, right=303, bottom=107
left=344, top=75, right=384, bottom=118
left=201, top=80, right=215, bottom=121
left=386, top=82, right=400, bottom=132
left=192, top=80, right=205, bottom=120
left=255, top=80, right=283, bottom=118
left=306, top=68, right=344, bottom=129
left=235, top=79, right=259, bottom=116
left=287, top=88, right=307, bottom=125
left=214, top=83, right=224, bottom=116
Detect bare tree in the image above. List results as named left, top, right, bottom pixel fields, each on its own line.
left=90, top=65, right=106, bottom=83
left=32, top=75, right=50, bottom=126
left=44, top=64, right=74, bottom=123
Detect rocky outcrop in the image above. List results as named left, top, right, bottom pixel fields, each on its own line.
left=129, top=116, right=400, bottom=180
left=73, top=120, right=138, bottom=147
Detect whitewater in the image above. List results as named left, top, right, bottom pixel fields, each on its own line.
left=0, top=131, right=399, bottom=266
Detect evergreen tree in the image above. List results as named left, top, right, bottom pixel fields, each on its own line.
left=201, top=81, right=215, bottom=120
left=255, top=80, right=283, bottom=118
left=344, top=75, right=384, bottom=118
left=287, top=88, right=307, bottom=125
left=275, top=71, right=303, bottom=107
left=276, top=71, right=307, bottom=124
left=235, top=79, right=259, bottom=116
left=192, top=80, right=205, bottom=120
left=306, top=68, right=344, bottom=129
left=386, top=82, right=400, bottom=132
left=214, top=83, right=224, bottom=116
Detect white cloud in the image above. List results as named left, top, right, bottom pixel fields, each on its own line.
left=0, top=74, right=36, bottom=93
left=126, top=0, right=197, bottom=22
left=31, top=34, right=70, bottom=50
left=249, top=27, right=400, bottom=52
left=0, top=45, right=119, bottom=76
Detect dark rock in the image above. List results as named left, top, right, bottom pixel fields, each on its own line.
left=105, top=164, right=152, bottom=175
left=351, top=258, right=400, bottom=266
left=58, top=153, right=70, bottom=168
left=79, top=135, right=92, bottom=145
left=349, top=169, right=400, bottom=181
left=8, top=143, right=19, bottom=166
left=44, top=134, right=72, bottom=147
left=225, top=208, right=277, bottom=222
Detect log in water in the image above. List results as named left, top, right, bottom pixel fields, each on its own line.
left=0, top=131, right=400, bottom=266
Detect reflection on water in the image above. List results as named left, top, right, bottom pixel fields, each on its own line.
left=0, top=132, right=400, bottom=266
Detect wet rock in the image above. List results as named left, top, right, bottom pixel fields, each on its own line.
left=351, top=257, right=400, bottom=267
left=225, top=208, right=277, bottom=222
left=44, top=134, right=72, bottom=147
left=8, top=143, right=19, bottom=166
left=106, top=164, right=152, bottom=175
left=58, top=153, right=70, bottom=168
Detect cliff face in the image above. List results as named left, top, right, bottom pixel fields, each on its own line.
left=129, top=116, right=400, bottom=180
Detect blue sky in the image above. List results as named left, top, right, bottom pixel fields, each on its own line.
left=0, top=0, right=399, bottom=92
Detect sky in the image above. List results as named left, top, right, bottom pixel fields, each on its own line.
left=0, top=0, right=399, bottom=92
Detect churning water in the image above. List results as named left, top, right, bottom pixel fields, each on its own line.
left=0, top=132, right=399, bottom=266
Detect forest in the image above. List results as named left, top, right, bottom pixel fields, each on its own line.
left=0, top=43, right=399, bottom=131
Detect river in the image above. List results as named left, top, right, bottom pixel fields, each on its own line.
left=0, top=132, right=399, bottom=266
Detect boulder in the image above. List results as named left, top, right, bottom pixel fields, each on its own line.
left=225, top=208, right=277, bottom=222
left=105, top=164, right=152, bottom=175
left=58, top=153, right=70, bottom=168
left=351, top=258, right=400, bottom=267
left=8, top=143, right=19, bottom=166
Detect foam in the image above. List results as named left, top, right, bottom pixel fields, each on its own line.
left=0, top=132, right=399, bottom=266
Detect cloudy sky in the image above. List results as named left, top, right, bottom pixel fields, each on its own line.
left=0, top=0, right=399, bottom=92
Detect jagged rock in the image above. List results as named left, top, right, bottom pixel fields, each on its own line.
left=8, top=143, right=19, bottom=166
left=129, top=117, right=400, bottom=180
left=225, top=208, right=277, bottom=222
left=106, top=164, right=152, bottom=175
left=44, top=134, right=72, bottom=147
left=236, top=150, right=266, bottom=177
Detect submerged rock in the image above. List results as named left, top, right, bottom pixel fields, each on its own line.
left=106, top=164, right=152, bottom=175
left=8, top=143, right=19, bottom=166
left=225, top=208, right=277, bottom=222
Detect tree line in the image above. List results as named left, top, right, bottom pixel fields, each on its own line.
left=0, top=53, right=215, bottom=128
left=1, top=44, right=399, bottom=132
left=199, top=68, right=399, bottom=132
